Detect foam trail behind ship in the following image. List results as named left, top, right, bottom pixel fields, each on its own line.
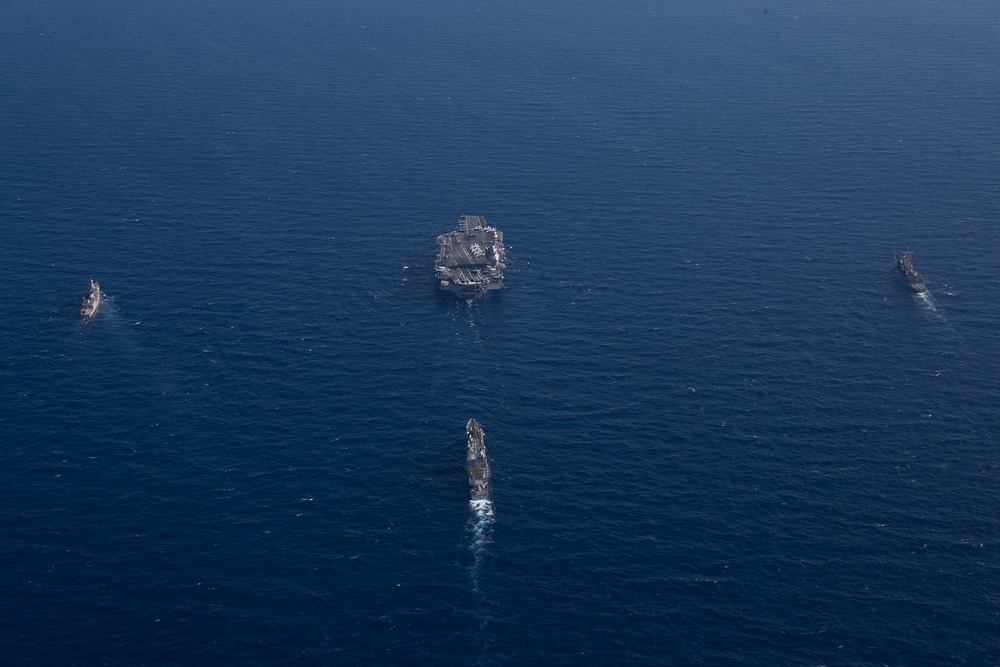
left=467, top=497, right=495, bottom=664
left=468, top=498, right=494, bottom=589
left=916, top=290, right=947, bottom=323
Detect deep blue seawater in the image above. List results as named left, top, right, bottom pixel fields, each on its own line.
left=3, top=1, right=1000, bottom=664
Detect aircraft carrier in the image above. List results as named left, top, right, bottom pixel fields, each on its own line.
left=435, top=215, right=505, bottom=296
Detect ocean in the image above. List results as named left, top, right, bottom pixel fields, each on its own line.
left=2, top=0, right=999, bottom=663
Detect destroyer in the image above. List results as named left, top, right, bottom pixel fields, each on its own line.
left=435, top=215, right=505, bottom=296
left=894, top=251, right=926, bottom=293
left=466, top=419, right=490, bottom=501
left=81, top=278, right=101, bottom=317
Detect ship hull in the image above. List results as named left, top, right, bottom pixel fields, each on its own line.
left=435, top=216, right=505, bottom=297
left=465, top=418, right=490, bottom=501
left=894, top=253, right=926, bottom=293
left=81, top=280, right=101, bottom=317
left=438, top=281, right=504, bottom=295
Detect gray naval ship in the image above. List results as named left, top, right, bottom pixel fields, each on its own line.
left=466, top=419, right=490, bottom=501
left=81, top=278, right=101, bottom=317
left=894, top=251, right=926, bottom=293
left=435, top=215, right=505, bottom=296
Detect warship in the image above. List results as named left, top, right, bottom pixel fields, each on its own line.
left=81, top=278, right=101, bottom=317
left=466, top=419, right=490, bottom=501
left=894, top=251, right=926, bottom=293
left=435, top=215, right=505, bottom=296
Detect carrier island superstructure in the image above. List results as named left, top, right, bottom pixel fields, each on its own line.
left=435, top=216, right=505, bottom=296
